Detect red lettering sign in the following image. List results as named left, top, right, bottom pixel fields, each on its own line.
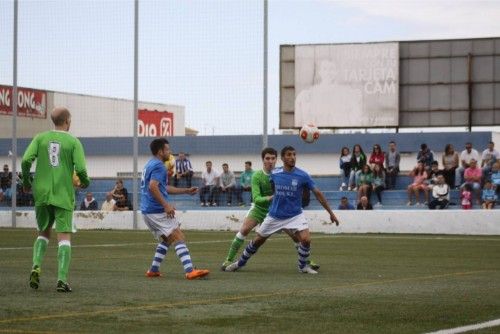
left=138, top=109, right=174, bottom=137
left=0, top=85, right=47, bottom=119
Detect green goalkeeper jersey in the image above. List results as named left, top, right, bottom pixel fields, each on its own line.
left=251, top=169, right=273, bottom=212
left=21, top=130, right=90, bottom=211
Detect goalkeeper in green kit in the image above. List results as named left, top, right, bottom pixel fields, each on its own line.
left=22, top=107, right=90, bottom=292
left=221, top=147, right=319, bottom=271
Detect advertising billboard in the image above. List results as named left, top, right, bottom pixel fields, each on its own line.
left=293, top=43, right=399, bottom=128
left=138, top=109, right=174, bottom=137
left=0, top=85, right=47, bottom=119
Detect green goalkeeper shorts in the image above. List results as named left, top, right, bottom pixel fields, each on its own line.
left=245, top=206, right=268, bottom=225
left=35, top=205, right=76, bottom=233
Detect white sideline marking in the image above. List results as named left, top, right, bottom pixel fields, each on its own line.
left=424, top=318, right=500, bottom=334
left=1, top=234, right=499, bottom=251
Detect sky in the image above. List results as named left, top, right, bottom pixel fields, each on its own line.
left=1, top=0, right=500, bottom=135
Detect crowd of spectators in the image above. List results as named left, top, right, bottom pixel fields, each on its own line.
left=337, top=140, right=499, bottom=210
left=2, top=142, right=499, bottom=212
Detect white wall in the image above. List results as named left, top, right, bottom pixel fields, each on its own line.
left=53, top=92, right=185, bottom=137
left=2, top=210, right=499, bottom=235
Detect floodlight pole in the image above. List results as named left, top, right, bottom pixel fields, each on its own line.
left=262, top=0, right=268, bottom=149
left=132, top=0, right=139, bottom=230
left=11, top=0, right=18, bottom=228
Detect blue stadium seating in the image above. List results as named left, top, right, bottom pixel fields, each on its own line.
left=0, top=175, right=476, bottom=211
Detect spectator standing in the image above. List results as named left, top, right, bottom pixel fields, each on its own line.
left=455, top=142, right=480, bottom=188
left=101, top=192, right=116, bottom=211
left=407, top=162, right=429, bottom=206
left=80, top=192, right=98, bottom=210
left=417, top=143, right=434, bottom=173
left=357, top=196, right=373, bottom=210
left=368, top=144, right=385, bottom=170
left=384, top=141, right=400, bottom=190
left=339, top=147, right=351, bottom=191
left=481, top=141, right=499, bottom=181
left=220, top=163, right=242, bottom=206
left=371, top=164, right=385, bottom=207
left=0, top=164, right=12, bottom=201
left=348, top=144, right=366, bottom=191
left=461, top=159, right=482, bottom=205
left=441, top=144, right=459, bottom=188
left=461, top=183, right=473, bottom=210
left=200, top=161, right=220, bottom=207
left=239, top=161, right=254, bottom=205
left=481, top=181, right=497, bottom=209
left=174, top=152, right=194, bottom=188
left=338, top=196, right=355, bottom=210
left=357, top=164, right=372, bottom=202
left=428, top=174, right=449, bottom=210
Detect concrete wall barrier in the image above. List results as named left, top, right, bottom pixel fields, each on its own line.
left=2, top=210, right=499, bottom=235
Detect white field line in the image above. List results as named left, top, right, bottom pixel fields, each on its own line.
left=424, top=318, right=500, bottom=334
left=1, top=234, right=499, bottom=251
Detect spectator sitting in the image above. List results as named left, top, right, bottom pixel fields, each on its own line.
left=428, top=174, right=449, bottom=210
left=461, top=183, right=473, bottom=210
left=442, top=144, right=459, bottom=189
left=371, top=164, right=385, bottom=207
left=339, top=147, right=351, bottom=191
left=490, top=161, right=500, bottom=195
left=357, top=196, right=373, bottom=210
left=481, top=180, right=497, bottom=210
left=338, top=196, right=355, bottom=210
left=101, top=192, right=116, bottom=211
left=16, top=173, right=34, bottom=206
left=164, top=152, right=176, bottom=185
left=348, top=144, right=366, bottom=191
left=111, top=179, right=128, bottom=205
left=200, top=161, right=220, bottom=207
left=174, top=152, right=194, bottom=187
left=455, top=142, right=480, bottom=188
left=114, top=198, right=132, bottom=211
left=481, top=141, right=499, bottom=181
left=357, top=164, right=372, bottom=202
left=239, top=161, right=254, bottom=205
left=407, top=162, right=429, bottom=206
left=369, top=144, right=385, bottom=170
left=461, top=159, right=482, bottom=205
left=220, top=163, right=242, bottom=206
left=384, top=140, right=400, bottom=190
left=417, top=143, right=434, bottom=173
left=80, top=192, right=98, bottom=210
left=0, top=164, right=12, bottom=201
left=426, top=161, right=441, bottom=188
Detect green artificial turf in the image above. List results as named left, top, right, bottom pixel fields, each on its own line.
left=0, top=229, right=499, bottom=333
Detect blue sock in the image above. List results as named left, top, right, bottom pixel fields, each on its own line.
left=174, top=242, right=194, bottom=273
left=237, top=241, right=258, bottom=267
left=150, top=241, right=168, bottom=273
left=298, top=244, right=310, bottom=269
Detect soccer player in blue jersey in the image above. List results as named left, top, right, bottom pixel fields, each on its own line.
left=225, top=145, right=339, bottom=274
left=142, top=138, right=209, bottom=280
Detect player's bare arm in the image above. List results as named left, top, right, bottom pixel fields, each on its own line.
left=149, top=179, right=175, bottom=218
left=167, top=185, right=198, bottom=195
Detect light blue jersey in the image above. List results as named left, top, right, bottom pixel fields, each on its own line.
left=268, top=167, right=315, bottom=219
left=141, top=158, right=169, bottom=214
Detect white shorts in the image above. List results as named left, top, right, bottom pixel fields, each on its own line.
left=257, top=213, right=309, bottom=238
left=142, top=213, right=180, bottom=241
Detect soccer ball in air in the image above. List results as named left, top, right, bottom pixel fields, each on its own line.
left=299, top=124, right=320, bottom=143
